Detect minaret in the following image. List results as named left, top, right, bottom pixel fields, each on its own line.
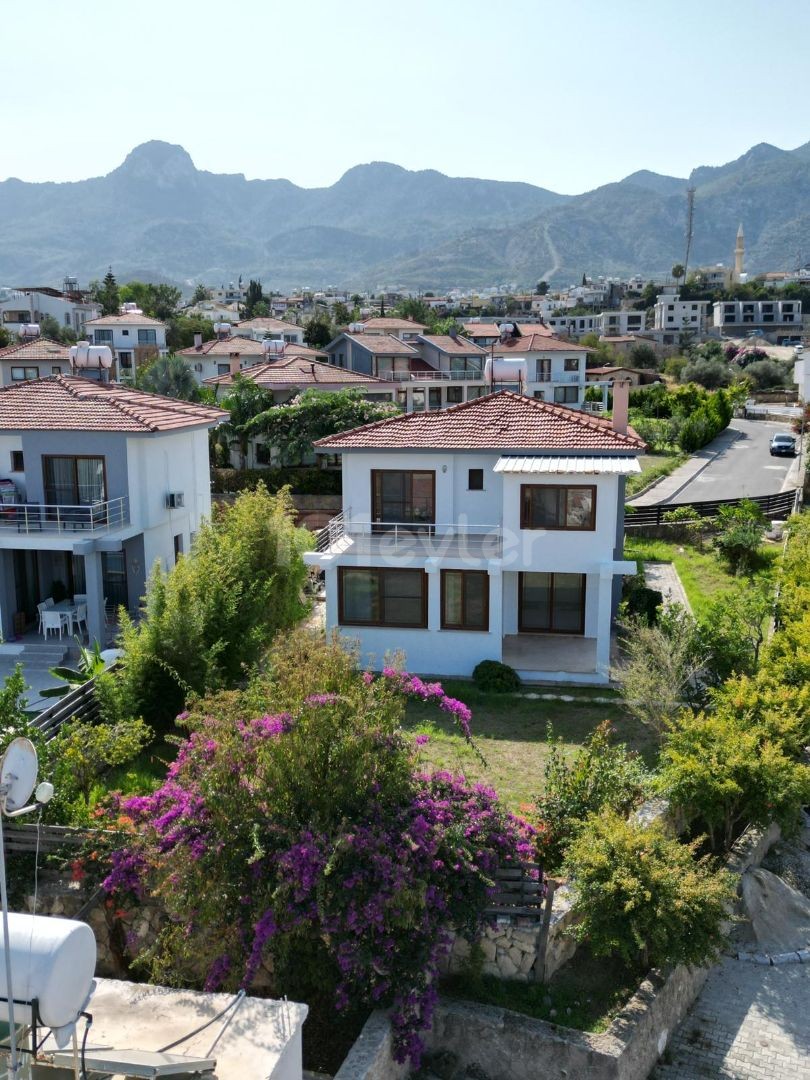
left=734, top=223, right=745, bottom=282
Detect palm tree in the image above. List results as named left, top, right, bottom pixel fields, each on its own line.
left=137, top=354, right=200, bottom=401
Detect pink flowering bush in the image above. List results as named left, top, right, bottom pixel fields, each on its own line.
left=103, top=632, right=534, bottom=1066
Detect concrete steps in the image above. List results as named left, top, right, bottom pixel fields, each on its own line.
left=0, top=642, right=67, bottom=671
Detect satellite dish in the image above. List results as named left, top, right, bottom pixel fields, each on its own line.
left=0, top=738, right=38, bottom=814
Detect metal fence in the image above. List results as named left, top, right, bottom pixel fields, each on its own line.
left=31, top=678, right=101, bottom=742
left=625, top=488, right=800, bottom=529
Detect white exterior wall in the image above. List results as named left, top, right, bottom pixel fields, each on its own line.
left=0, top=292, right=99, bottom=334
left=0, top=435, right=25, bottom=497
left=654, top=296, right=708, bottom=331
left=125, top=428, right=212, bottom=574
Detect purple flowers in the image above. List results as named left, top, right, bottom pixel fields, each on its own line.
left=303, top=693, right=339, bottom=707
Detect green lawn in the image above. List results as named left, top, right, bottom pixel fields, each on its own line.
left=404, top=682, right=657, bottom=812
left=623, top=536, right=778, bottom=619
left=625, top=452, right=686, bottom=498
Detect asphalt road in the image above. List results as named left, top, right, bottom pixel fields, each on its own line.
left=635, top=418, right=800, bottom=506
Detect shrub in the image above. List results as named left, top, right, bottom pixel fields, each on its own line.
left=714, top=500, right=766, bottom=574
left=563, top=810, right=735, bottom=971
left=103, top=632, right=532, bottom=1067
left=743, top=359, right=790, bottom=390
left=116, top=485, right=312, bottom=725
left=680, top=359, right=731, bottom=390
left=210, top=466, right=341, bottom=496
left=621, top=570, right=662, bottom=625
left=696, top=585, right=771, bottom=685
left=658, top=704, right=810, bottom=853
left=534, top=722, right=649, bottom=870
left=661, top=505, right=706, bottom=546
left=472, top=660, right=521, bottom=693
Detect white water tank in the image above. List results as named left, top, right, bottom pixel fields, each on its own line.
left=0, top=914, right=96, bottom=1029
left=70, top=342, right=113, bottom=369
left=120, top=303, right=142, bottom=315
left=262, top=339, right=285, bottom=356
left=20, top=324, right=40, bottom=338
left=348, top=322, right=366, bottom=333
left=484, top=357, right=528, bottom=384
left=214, top=322, right=232, bottom=337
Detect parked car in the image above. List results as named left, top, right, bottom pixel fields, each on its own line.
left=770, top=433, right=797, bottom=456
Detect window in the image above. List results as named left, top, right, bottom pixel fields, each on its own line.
left=428, top=387, right=442, bottom=410
left=122, top=329, right=130, bottom=336
left=412, top=387, right=426, bottom=411
left=51, top=366, right=61, bottom=375
left=217, top=363, right=230, bottom=376
left=519, top=572, right=585, bottom=634
left=372, top=470, right=435, bottom=526
left=138, top=329, right=157, bottom=344
left=10, top=451, right=23, bottom=472
left=95, top=329, right=113, bottom=344
left=536, top=359, right=551, bottom=381
left=554, top=386, right=579, bottom=404
left=521, top=484, right=596, bottom=531
left=173, top=533, right=184, bottom=564
left=466, top=386, right=486, bottom=400
left=441, top=570, right=489, bottom=630
left=43, top=456, right=106, bottom=505
left=11, top=367, right=39, bottom=381
left=468, top=468, right=484, bottom=491
left=446, top=386, right=463, bottom=404
left=533, top=390, right=545, bottom=400
left=119, top=352, right=133, bottom=368
left=338, top=567, right=427, bottom=627
left=564, top=358, right=579, bottom=372
left=64, top=313, right=71, bottom=326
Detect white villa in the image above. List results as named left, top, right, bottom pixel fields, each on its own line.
left=0, top=375, right=226, bottom=646
left=86, top=310, right=168, bottom=381
left=305, top=387, right=645, bottom=684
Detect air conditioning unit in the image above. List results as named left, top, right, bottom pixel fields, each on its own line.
left=166, top=492, right=185, bottom=509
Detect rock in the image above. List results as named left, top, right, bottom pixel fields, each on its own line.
left=740, top=868, right=810, bottom=953
left=422, top=1050, right=458, bottom=1080
left=480, top=938, right=497, bottom=962
left=453, top=937, right=471, bottom=960
left=508, top=946, right=523, bottom=966
left=498, top=954, right=518, bottom=978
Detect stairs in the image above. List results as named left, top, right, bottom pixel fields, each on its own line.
left=0, top=642, right=67, bottom=671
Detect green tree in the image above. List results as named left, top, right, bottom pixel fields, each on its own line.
left=136, top=354, right=200, bottom=401
left=192, top=283, right=210, bottom=304
left=535, top=281, right=549, bottom=295
left=165, top=314, right=216, bottom=351
left=303, top=314, right=334, bottom=348
left=0, top=326, right=10, bottom=348
left=243, top=279, right=264, bottom=319
left=393, top=297, right=433, bottom=326
left=697, top=585, right=771, bottom=685
left=248, top=388, right=399, bottom=466
left=671, top=263, right=685, bottom=285
left=628, top=343, right=658, bottom=369
left=332, top=301, right=351, bottom=326
left=96, top=269, right=120, bottom=316
left=714, top=500, right=766, bottom=574
left=217, top=375, right=277, bottom=469
left=52, top=715, right=152, bottom=808
left=116, top=486, right=312, bottom=724
left=563, top=811, right=735, bottom=971
left=680, top=359, right=731, bottom=389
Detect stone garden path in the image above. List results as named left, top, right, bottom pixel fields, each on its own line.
left=643, top=561, right=691, bottom=613
left=651, top=956, right=810, bottom=1079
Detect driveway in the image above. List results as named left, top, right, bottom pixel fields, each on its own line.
left=631, top=419, right=800, bottom=507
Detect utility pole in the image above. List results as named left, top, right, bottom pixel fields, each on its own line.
left=683, top=187, right=696, bottom=285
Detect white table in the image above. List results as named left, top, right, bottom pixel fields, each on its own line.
left=52, top=600, right=79, bottom=634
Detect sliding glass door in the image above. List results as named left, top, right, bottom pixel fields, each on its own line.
left=371, top=470, right=435, bottom=531
left=43, top=456, right=106, bottom=505
left=518, top=572, right=585, bottom=634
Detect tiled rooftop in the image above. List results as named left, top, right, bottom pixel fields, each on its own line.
left=0, top=337, right=72, bottom=362
left=86, top=313, right=166, bottom=327
left=204, top=357, right=390, bottom=387
left=0, top=375, right=227, bottom=432
left=418, top=334, right=487, bottom=355
left=343, top=333, right=419, bottom=356
left=361, top=317, right=428, bottom=331
left=315, top=389, right=646, bottom=451
left=235, top=316, right=303, bottom=332
left=179, top=336, right=326, bottom=359
left=495, top=334, right=591, bottom=353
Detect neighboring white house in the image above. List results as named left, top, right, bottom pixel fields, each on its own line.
left=86, top=310, right=168, bottom=381
left=0, top=281, right=100, bottom=336
left=233, top=317, right=305, bottom=344
left=305, top=388, right=645, bottom=684
left=794, top=352, right=810, bottom=403
left=0, top=338, right=72, bottom=387
left=712, top=299, right=802, bottom=342
left=0, top=375, right=226, bottom=645
left=653, top=293, right=709, bottom=333
left=597, top=310, right=646, bottom=337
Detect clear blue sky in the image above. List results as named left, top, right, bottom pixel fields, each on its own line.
left=8, top=0, right=810, bottom=192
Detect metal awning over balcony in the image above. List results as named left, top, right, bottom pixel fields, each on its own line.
left=494, top=456, right=641, bottom=475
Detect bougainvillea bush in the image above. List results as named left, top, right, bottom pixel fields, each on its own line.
left=103, top=631, right=534, bottom=1065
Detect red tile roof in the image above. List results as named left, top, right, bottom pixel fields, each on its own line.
left=0, top=337, right=72, bottom=362
left=462, top=322, right=556, bottom=339
left=315, top=390, right=645, bottom=452
left=361, top=317, right=428, bottom=331
left=343, top=333, right=419, bottom=357
left=495, top=335, right=592, bottom=354
left=178, top=336, right=326, bottom=360
left=235, top=317, right=303, bottom=333
left=418, top=334, right=487, bottom=355
left=86, top=313, right=166, bottom=327
left=0, top=375, right=227, bottom=432
left=203, top=357, right=390, bottom=388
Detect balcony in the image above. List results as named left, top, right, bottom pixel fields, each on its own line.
left=316, top=511, right=502, bottom=558
left=380, top=369, right=484, bottom=382
left=0, top=497, right=129, bottom=536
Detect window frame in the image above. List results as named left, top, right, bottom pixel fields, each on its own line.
left=371, top=469, right=436, bottom=526
left=42, top=455, right=108, bottom=506
left=441, top=569, right=489, bottom=631
left=468, top=468, right=484, bottom=491
left=338, top=566, right=428, bottom=628
left=563, top=357, right=580, bottom=372
left=10, top=451, right=24, bottom=472
left=11, top=366, right=39, bottom=381
left=520, top=484, right=597, bottom=532
left=518, top=572, right=586, bottom=635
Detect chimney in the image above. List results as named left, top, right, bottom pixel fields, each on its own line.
left=612, top=379, right=630, bottom=435
left=229, top=352, right=241, bottom=376
left=193, top=332, right=203, bottom=351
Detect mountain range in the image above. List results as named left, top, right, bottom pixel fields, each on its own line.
left=1, top=139, right=810, bottom=291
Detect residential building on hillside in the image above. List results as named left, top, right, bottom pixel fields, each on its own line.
left=233, top=317, right=305, bottom=344
left=546, top=314, right=599, bottom=338
left=0, top=338, right=72, bottom=386
left=586, top=365, right=661, bottom=387
left=712, top=299, right=802, bottom=342
left=86, top=311, right=168, bottom=381
left=0, top=281, right=100, bottom=336
left=177, top=335, right=326, bottom=384
left=0, top=376, right=226, bottom=644
left=358, top=317, right=427, bottom=341
left=305, top=388, right=644, bottom=684
left=653, top=293, right=710, bottom=333
left=598, top=310, right=646, bottom=336
left=490, top=333, right=592, bottom=408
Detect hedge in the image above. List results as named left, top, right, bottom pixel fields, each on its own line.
left=210, top=467, right=342, bottom=495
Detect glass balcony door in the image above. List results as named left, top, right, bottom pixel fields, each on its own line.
left=371, top=470, right=435, bottom=532
left=518, top=572, right=585, bottom=634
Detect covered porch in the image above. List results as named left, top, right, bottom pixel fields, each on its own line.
left=502, top=633, right=603, bottom=684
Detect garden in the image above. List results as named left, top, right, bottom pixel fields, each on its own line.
left=2, top=486, right=809, bottom=1076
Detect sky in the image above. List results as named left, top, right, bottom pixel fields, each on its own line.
left=6, top=0, right=810, bottom=193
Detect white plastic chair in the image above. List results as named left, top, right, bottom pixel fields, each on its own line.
left=36, top=601, right=50, bottom=634
left=72, top=593, right=87, bottom=605
left=75, top=603, right=88, bottom=636
left=41, top=610, right=69, bottom=640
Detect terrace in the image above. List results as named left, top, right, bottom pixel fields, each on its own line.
left=316, top=510, right=503, bottom=558
left=0, top=497, right=129, bottom=538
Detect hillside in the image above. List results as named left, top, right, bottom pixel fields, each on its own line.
left=1, top=139, right=809, bottom=289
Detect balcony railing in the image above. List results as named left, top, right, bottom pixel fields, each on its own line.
left=0, top=497, right=129, bottom=535
left=316, top=511, right=502, bottom=556
left=380, top=369, right=484, bottom=382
